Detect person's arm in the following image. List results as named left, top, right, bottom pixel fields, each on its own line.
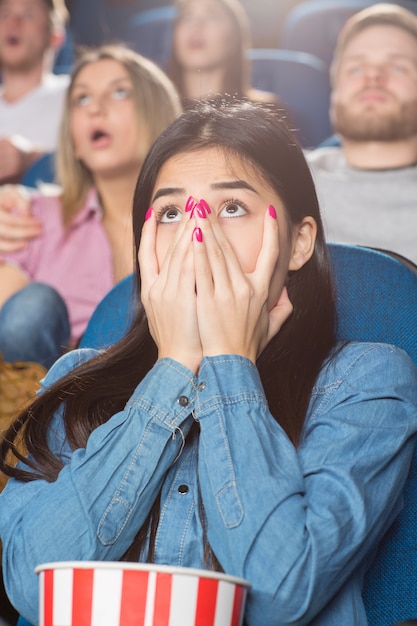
left=0, top=185, right=42, bottom=253
left=0, top=188, right=42, bottom=306
left=0, top=261, right=29, bottom=307
left=195, top=343, right=417, bottom=625
left=0, top=138, right=44, bottom=185
left=0, top=349, right=197, bottom=623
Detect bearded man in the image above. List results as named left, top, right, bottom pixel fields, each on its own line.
left=306, top=3, right=417, bottom=264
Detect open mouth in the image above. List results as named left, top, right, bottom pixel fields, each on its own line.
left=90, top=129, right=111, bottom=147
left=6, top=35, right=20, bottom=46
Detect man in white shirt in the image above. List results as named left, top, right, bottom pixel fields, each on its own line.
left=306, top=3, right=417, bottom=265
left=0, top=0, right=69, bottom=184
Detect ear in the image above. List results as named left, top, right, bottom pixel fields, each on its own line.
left=288, top=216, right=317, bottom=271
left=50, top=27, right=65, bottom=53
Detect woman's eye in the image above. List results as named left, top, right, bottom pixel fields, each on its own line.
left=158, top=207, right=182, bottom=223
left=219, top=201, right=247, bottom=218
left=112, top=86, right=131, bottom=100
left=73, top=93, right=90, bottom=106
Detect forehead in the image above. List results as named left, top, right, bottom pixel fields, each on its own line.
left=0, top=0, right=48, bottom=12
left=72, top=59, right=131, bottom=88
left=341, top=24, right=417, bottom=61
left=180, top=0, right=230, bottom=17
left=153, top=147, right=268, bottom=192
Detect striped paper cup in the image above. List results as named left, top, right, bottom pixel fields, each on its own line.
left=35, top=561, right=250, bottom=626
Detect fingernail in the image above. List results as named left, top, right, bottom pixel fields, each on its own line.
left=269, top=205, right=277, bottom=219
left=192, top=227, right=203, bottom=242
left=185, top=196, right=195, bottom=212
left=196, top=202, right=207, bottom=219
left=145, top=207, right=153, bottom=221
left=198, top=198, right=211, bottom=214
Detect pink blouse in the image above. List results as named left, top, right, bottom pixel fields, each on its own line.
left=1, top=189, right=115, bottom=344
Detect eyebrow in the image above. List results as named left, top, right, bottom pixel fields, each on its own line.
left=152, top=180, right=257, bottom=203
left=71, top=77, right=132, bottom=90
left=343, top=53, right=417, bottom=63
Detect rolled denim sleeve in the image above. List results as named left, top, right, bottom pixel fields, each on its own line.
left=195, top=344, right=417, bottom=625
left=0, top=350, right=197, bottom=624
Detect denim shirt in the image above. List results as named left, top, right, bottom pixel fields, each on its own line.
left=1, top=342, right=417, bottom=626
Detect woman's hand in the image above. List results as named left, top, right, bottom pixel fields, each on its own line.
left=193, top=203, right=293, bottom=363
left=0, top=185, right=42, bottom=253
left=138, top=207, right=203, bottom=374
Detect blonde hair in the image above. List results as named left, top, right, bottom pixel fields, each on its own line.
left=169, top=0, right=252, bottom=100
left=56, top=45, right=182, bottom=223
left=41, top=0, right=68, bottom=31
left=331, top=2, right=417, bottom=84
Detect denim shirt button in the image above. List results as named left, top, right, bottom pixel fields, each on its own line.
left=177, top=395, right=189, bottom=407
left=178, top=484, right=189, bottom=494
left=198, top=382, right=206, bottom=391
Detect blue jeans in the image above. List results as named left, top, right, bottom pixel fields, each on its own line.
left=0, top=283, right=70, bottom=369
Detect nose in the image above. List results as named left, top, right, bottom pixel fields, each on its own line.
left=363, top=64, right=386, bottom=86
left=86, top=94, right=107, bottom=116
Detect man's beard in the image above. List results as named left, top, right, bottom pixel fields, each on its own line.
left=332, top=95, right=417, bottom=141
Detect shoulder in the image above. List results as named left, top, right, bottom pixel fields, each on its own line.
left=39, top=348, right=102, bottom=391
left=246, top=87, right=278, bottom=105
left=311, top=342, right=417, bottom=415
left=305, top=146, right=345, bottom=172
left=27, top=191, right=64, bottom=232
left=31, top=75, right=69, bottom=105
left=42, top=73, right=70, bottom=93
left=319, top=341, right=417, bottom=387
left=300, top=343, right=417, bottom=448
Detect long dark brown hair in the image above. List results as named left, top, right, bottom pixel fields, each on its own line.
left=0, top=101, right=337, bottom=562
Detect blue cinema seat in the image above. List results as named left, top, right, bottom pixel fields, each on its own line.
left=53, top=27, right=74, bottom=75
left=79, top=273, right=138, bottom=349
left=247, top=48, right=332, bottom=148
left=328, top=244, right=417, bottom=624
left=21, top=152, right=56, bottom=188
left=124, top=6, right=177, bottom=70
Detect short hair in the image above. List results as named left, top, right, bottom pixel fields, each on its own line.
left=41, top=0, right=69, bottom=31
left=331, top=2, right=417, bottom=83
left=56, top=45, right=182, bottom=223
left=0, top=0, right=68, bottom=29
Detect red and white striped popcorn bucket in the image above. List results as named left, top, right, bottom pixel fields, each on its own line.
left=35, top=562, right=250, bottom=626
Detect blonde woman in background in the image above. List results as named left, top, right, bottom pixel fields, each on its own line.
left=0, top=44, right=181, bottom=368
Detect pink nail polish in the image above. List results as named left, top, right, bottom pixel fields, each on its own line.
left=192, top=227, right=203, bottom=242
left=145, top=207, right=153, bottom=221
left=185, top=196, right=195, bottom=212
left=198, top=199, right=211, bottom=214
left=196, top=202, right=207, bottom=219
left=269, top=205, right=277, bottom=219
